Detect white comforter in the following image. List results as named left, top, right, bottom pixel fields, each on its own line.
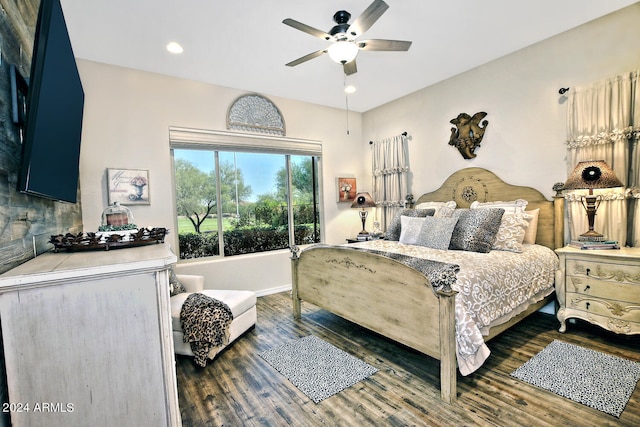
left=351, top=240, right=559, bottom=375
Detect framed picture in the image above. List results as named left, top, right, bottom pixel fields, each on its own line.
left=107, top=168, right=150, bottom=205
left=336, top=177, right=357, bottom=203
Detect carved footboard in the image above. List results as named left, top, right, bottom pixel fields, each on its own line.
left=290, top=245, right=459, bottom=403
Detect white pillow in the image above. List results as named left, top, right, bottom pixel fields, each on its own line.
left=399, top=216, right=426, bottom=245
left=492, top=212, right=530, bottom=253
left=470, top=199, right=528, bottom=214
left=415, top=201, right=457, bottom=218
left=523, top=208, right=540, bottom=244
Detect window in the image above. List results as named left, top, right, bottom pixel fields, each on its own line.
left=170, top=128, right=322, bottom=260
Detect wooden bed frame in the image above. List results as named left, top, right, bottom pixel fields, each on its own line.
left=290, top=167, right=564, bottom=403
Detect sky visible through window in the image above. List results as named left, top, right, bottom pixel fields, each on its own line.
left=175, top=150, right=284, bottom=202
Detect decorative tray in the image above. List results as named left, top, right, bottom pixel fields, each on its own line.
left=49, top=228, right=168, bottom=252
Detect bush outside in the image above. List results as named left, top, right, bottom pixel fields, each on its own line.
left=178, top=203, right=319, bottom=259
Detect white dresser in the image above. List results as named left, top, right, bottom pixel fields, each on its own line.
left=555, top=246, right=640, bottom=336
left=0, top=244, right=181, bottom=427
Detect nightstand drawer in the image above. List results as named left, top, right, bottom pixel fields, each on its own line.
left=567, top=292, right=640, bottom=323
left=566, top=276, right=640, bottom=301
left=566, top=259, right=640, bottom=285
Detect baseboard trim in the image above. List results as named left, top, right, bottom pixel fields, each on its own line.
left=255, top=284, right=291, bottom=297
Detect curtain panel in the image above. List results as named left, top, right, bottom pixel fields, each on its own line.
left=628, top=70, right=640, bottom=246
left=371, top=134, right=410, bottom=230
left=565, top=70, right=640, bottom=245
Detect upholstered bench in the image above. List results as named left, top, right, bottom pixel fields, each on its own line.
left=170, top=274, right=257, bottom=358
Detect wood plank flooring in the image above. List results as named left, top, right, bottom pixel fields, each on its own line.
left=176, top=292, right=640, bottom=426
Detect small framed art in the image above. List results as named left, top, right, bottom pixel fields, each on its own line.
left=107, top=168, right=150, bottom=205
left=337, top=177, right=356, bottom=203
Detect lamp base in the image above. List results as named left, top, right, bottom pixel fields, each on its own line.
left=358, top=209, right=369, bottom=237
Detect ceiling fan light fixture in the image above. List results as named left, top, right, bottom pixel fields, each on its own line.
left=328, top=41, right=358, bottom=64
left=344, top=85, right=356, bottom=94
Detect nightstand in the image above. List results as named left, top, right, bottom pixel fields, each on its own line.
left=555, top=246, right=640, bottom=335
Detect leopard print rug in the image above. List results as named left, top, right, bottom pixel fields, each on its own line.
left=180, top=293, right=234, bottom=367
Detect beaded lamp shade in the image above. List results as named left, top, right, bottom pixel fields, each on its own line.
left=563, top=160, right=623, bottom=191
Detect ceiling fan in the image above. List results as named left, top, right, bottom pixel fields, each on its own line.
left=283, top=0, right=411, bottom=75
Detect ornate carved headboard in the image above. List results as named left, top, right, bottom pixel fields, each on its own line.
left=415, top=168, right=564, bottom=249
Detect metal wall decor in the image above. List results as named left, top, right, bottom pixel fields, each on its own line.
left=448, top=112, right=489, bottom=159
left=227, top=94, right=286, bottom=136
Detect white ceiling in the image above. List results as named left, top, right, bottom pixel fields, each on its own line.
left=59, top=0, right=638, bottom=112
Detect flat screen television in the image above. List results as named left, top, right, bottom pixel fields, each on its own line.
left=17, top=0, right=85, bottom=203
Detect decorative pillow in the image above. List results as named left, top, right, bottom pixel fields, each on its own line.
left=492, top=212, right=530, bottom=253
left=399, top=216, right=426, bottom=245
left=169, top=268, right=187, bottom=297
left=384, top=208, right=435, bottom=241
left=414, top=201, right=457, bottom=217
left=415, top=216, right=459, bottom=250
left=470, top=199, right=528, bottom=214
left=449, top=208, right=505, bottom=253
left=523, top=208, right=540, bottom=244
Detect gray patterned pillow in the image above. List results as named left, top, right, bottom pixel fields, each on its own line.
left=384, top=208, right=435, bottom=241
left=415, top=216, right=459, bottom=250
left=169, top=268, right=187, bottom=297
left=399, top=216, right=427, bottom=245
left=449, top=208, right=505, bottom=253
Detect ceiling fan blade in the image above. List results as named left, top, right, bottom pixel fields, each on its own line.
left=349, top=0, right=389, bottom=37
left=282, top=18, right=333, bottom=40
left=343, top=60, right=357, bottom=76
left=285, top=49, right=328, bottom=67
left=358, top=39, right=412, bottom=51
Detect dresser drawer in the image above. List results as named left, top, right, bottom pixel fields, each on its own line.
left=566, top=258, right=640, bottom=285
left=567, top=292, right=640, bottom=323
left=566, top=276, right=640, bottom=302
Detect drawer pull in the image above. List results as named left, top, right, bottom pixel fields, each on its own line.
left=584, top=285, right=591, bottom=292
left=586, top=268, right=591, bottom=276
left=585, top=302, right=590, bottom=310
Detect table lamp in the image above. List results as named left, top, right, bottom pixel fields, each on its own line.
left=351, top=192, right=376, bottom=237
left=563, top=160, right=623, bottom=240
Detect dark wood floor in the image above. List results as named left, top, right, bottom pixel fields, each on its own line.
left=176, top=291, right=640, bottom=426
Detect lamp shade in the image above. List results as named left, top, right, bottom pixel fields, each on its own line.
left=328, top=41, right=359, bottom=64
left=351, top=192, right=376, bottom=208
left=563, top=160, right=623, bottom=190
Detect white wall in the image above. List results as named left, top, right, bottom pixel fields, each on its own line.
left=363, top=4, right=640, bottom=200
left=77, top=61, right=365, bottom=293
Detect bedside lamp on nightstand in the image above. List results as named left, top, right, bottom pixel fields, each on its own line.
left=351, top=192, right=376, bottom=238
left=563, top=160, right=623, bottom=240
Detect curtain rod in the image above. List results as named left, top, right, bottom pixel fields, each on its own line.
left=369, top=131, right=408, bottom=145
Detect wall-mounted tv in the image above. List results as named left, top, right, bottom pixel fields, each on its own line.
left=17, top=0, right=85, bottom=204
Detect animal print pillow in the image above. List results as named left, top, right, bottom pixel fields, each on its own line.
left=169, top=268, right=187, bottom=297
left=449, top=208, right=505, bottom=253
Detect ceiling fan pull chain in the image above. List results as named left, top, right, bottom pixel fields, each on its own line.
left=344, top=74, right=350, bottom=135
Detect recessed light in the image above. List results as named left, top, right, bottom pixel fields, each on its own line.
left=344, top=85, right=356, bottom=94
left=166, top=42, right=184, bottom=54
